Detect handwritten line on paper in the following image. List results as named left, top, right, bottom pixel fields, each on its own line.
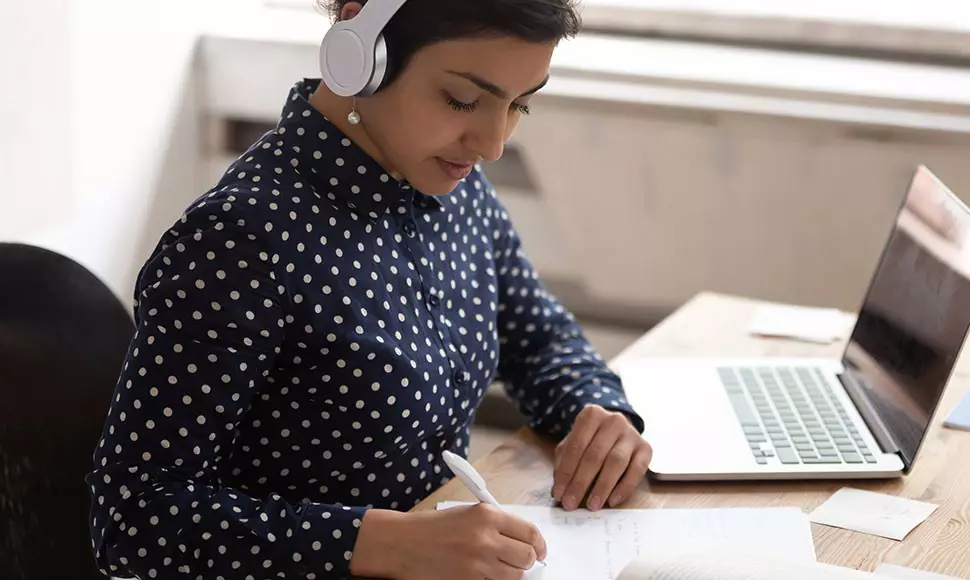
left=438, top=502, right=817, bottom=580
left=809, top=488, right=938, bottom=541
left=748, top=303, right=855, bottom=344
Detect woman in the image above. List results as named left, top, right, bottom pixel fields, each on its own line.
left=86, top=1, right=652, bottom=578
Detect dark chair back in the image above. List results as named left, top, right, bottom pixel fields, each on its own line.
left=0, top=243, right=133, bottom=580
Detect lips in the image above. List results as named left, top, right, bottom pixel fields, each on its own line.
left=436, top=157, right=475, bottom=181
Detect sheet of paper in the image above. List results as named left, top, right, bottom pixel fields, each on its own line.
left=748, top=303, right=855, bottom=344
left=808, top=488, right=938, bottom=541
left=943, top=390, right=970, bottom=430
left=874, top=563, right=963, bottom=580
left=621, top=552, right=877, bottom=580
left=437, top=502, right=816, bottom=580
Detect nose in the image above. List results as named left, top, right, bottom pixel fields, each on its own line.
left=465, top=112, right=508, bottom=163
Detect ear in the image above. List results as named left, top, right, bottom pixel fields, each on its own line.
left=340, top=1, right=363, bottom=21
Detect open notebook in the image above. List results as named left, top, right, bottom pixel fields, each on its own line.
left=619, top=552, right=927, bottom=580
left=436, top=502, right=817, bottom=580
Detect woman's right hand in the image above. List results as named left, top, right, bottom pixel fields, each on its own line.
left=351, top=504, right=547, bottom=580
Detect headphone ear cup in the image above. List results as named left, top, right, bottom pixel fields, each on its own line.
left=359, top=33, right=390, bottom=97
left=320, top=22, right=375, bottom=97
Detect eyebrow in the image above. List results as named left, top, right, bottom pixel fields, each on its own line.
left=446, top=71, right=549, bottom=99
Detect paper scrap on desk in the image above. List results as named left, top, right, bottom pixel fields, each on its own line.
left=438, top=502, right=817, bottom=580
left=809, top=488, right=938, bottom=541
left=748, top=303, right=855, bottom=344
left=943, top=390, right=970, bottom=430
left=874, top=563, right=963, bottom=580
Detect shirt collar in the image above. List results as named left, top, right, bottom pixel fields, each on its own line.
left=275, top=79, right=443, bottom=222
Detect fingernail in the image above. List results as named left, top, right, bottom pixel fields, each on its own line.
left=552, top=485, right=564, bottom=501
left=588, top=495, right=602, bottom=511
left=564, top=495, right=577, bottom=510
left=608, top=494, right=623, bottom=508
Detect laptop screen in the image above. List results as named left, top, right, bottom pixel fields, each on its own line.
left=843, top=166, right=970, bottom=470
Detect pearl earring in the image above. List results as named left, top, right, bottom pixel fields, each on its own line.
left=348, top=99, right=361, bottom=126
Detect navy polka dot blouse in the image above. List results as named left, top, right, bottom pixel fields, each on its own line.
left=86, top=79, right=643, bottom=580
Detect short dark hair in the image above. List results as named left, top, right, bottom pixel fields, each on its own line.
left=318, top=0, right=581, bottom=89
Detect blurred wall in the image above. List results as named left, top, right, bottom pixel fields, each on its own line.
left=0, top=0, right=72, bottom=240
left=1, top=0, right=205, bottom=305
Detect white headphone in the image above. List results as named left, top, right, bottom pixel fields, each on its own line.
left=319, top=0, right=409, bottom=97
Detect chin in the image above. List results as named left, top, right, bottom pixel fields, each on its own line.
left=423, top=180, right=461, bottom=196
left=409, top=170, right=462, bottom=196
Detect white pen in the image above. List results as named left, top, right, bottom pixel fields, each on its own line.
left=442, top=450, right=548, bottom=568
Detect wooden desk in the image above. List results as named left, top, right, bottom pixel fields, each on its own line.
left=414, top=293, right=970, bottom=578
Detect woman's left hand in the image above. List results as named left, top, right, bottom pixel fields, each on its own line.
left=552, top=405, right=653, bottom=511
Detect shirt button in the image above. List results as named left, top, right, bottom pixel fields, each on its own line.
left=416, top=195, right=436, bottom=210
left=428, top=292, right=441, bottom=308
left=454, top=371, right=469, bottom=386
left=403, top=221, right=417, bottom=238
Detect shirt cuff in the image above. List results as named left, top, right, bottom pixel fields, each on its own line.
left=293, top=503, right=369, bottom=579
left=539, top=378, right=646, bottom=438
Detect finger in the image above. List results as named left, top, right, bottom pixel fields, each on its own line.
left=485, top=555, right=527, bottom=580
left=552, top=406, right=604, bottom=502
left=561, top=414, right=627, bottom=511
left=586, top=439, right=635, bottom=511
left=497, top=513, right=547, bottom=562
left=608, top=443, right=653, bottom=508
left=555, top=405, right=604, bottom=473
left=496, top=535, right=537, bottom=570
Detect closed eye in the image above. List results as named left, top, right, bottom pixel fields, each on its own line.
left=447, top=95, right=532, bottom=115
left=447, top=96, right=477, bottom=113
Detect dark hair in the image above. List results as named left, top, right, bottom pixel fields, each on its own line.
left=318, top=0, right=581, bottom=89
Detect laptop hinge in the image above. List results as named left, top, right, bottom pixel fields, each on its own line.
left=837, top=370, right=902, bottom=459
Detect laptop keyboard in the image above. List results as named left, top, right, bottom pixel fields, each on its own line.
left=718, top=366, right=878, bottom=466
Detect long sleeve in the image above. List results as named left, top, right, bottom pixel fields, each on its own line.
left=486, top=184, right=645, bottom=439
left=85, top=197, right=366, bottom=580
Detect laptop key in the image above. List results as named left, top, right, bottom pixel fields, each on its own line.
left=727, top=394, right=758, bottom=425
left=776, top=447, right=800, bottom=464
left=755, top=457, right=768, bottom=465
left=842, top=452, right=864, bottom=464
left=803, top=457, right=842, bottom=464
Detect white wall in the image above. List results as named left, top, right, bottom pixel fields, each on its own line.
left=1, top=0, right=216, bottom=305
left=0, top=0, right=72, bottom=239
left=61, top=0, right=204, bottom=303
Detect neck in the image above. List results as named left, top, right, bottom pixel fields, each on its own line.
left=308, top=85, right=402, bottom=180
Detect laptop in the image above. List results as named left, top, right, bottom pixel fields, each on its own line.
left=619, top=166, right=970, bottom=481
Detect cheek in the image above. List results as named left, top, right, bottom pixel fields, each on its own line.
left=505, top=114, right=523, bottom=141
left=399, top=102, right=466, bottom=157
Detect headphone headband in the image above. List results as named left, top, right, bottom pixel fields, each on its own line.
left=320, top=0, right=409, bottom=97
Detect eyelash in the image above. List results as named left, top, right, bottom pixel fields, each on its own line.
left=446, top=96, right=531, bottom=115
